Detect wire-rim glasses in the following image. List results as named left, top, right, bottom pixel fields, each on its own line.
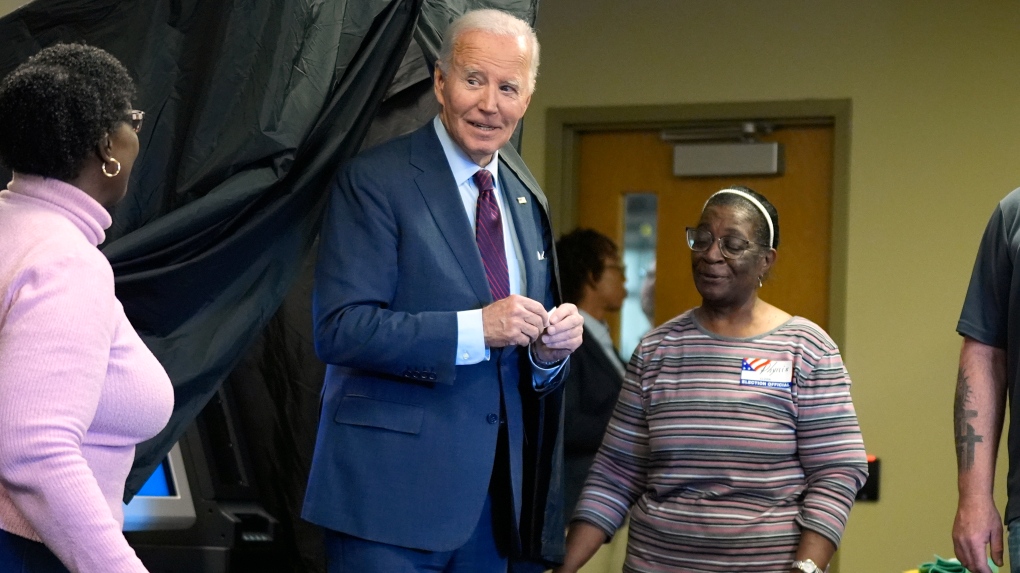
left=686, top=227, right=768, bottom=259
left=126, top=110, right=144, bottom=133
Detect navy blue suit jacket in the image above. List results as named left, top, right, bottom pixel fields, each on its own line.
left=303, top=121, right=566, bottom=557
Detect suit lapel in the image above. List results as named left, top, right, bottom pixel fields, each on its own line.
left=410, top=124, right=491, bottom=304
left=499, top=167, right=542, bottom=301
left=500, top=142, right=552, bottom=214
left=500, top=143, right=562, bottom=306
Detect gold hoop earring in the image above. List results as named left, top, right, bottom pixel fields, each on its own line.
left=102, top=158, right=121, bottom=178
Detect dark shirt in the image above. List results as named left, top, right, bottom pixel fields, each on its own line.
left=958, top=186, right=1020, bottom=524
left=562, top=324, right=625, bottom=515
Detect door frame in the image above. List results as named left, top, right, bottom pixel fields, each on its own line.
left=543, top=99, right=852, bottom=347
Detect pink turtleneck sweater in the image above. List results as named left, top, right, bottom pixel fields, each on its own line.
left=0, top=174, right=174, bottom=573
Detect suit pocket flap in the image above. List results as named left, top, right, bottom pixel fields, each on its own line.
left=334, top=395, right=424, bottom=434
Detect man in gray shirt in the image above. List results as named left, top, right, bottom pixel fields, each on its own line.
left=954, top=187, right=1020, bottom=573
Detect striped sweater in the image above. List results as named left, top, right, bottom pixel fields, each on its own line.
left=573, top=310, right=867, bottom=573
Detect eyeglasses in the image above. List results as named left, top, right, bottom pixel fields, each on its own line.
left=126, top=110, right=144, bottom=132
left=686, top=227, right=768, bottom=259
left=604, top=262, right=627, bottom=275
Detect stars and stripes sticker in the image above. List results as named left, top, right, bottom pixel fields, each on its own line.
left=742, top=358, right=771, bottom=371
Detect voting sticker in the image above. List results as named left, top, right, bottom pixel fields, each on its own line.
left=739, top=358, right=793, bottom=388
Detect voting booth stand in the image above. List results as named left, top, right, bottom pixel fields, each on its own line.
left=124, top=387, right=283, bottom=573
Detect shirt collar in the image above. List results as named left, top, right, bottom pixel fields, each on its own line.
left=433, top=116, right=499, bottom=188
left=577, top=309, right=624, bottom=373
left=578, top=309, right=611, bottom=340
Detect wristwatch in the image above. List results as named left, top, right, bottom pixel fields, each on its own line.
left=791, top=559, right=822, bottom=573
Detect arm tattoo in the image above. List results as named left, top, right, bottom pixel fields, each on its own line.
left=954, top=365, right=983, bottom=471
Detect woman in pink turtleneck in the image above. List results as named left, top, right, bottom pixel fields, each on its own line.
left=0, top=44, right=174, bottom=573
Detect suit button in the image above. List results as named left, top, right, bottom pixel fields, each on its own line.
left=486, top=413, right=499, bottom=424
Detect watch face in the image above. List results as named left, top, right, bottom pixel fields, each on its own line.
left=793, top=560, right=820, bottom=573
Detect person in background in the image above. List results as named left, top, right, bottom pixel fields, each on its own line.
left=555, top=187, right=868, bottom=573
left=639, top=262, right=656, bottom=327
left=952, top=185, right=1020, bottom=573
left=556, top=228, right=627, bottom=515
left=0, top=44, right=173, bottom=573
left=302, top=9, right=583, bottom=573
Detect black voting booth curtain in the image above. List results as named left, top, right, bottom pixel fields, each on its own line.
left=0, top=0, right=542, bottom=570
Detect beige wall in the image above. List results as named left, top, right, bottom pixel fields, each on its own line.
left=0, top=0, right=25, bottom=18
left=524, top=0, right=1020, bottom=571
left=2, top=0, right=1015, bottom=570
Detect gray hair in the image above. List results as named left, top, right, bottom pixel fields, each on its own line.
left=436, top=9, right=540, bottom=94
left=703, top=185, right=780, bottom=249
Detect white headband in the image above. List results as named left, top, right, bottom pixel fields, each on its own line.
left=703, top=188, right=774, bottom=248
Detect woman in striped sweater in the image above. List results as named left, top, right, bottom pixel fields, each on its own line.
left=556, top=187, right=868, bottom=573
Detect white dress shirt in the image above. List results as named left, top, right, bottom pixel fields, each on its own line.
left=578, top=309, right=625, bottom=378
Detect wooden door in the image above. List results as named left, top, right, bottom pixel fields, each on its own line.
left=576, top=125, right=834, bottom=336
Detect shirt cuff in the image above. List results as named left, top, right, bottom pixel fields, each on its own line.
left=530, top=346, right=566, bottom=389
left=456, top=310, right=486, bottom=365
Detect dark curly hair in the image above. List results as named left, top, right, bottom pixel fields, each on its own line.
left=556, top=228, right=620, bottom=304
left=704, top=185, right=780, bottom=249
left=0, top=43, right=136, bottom=181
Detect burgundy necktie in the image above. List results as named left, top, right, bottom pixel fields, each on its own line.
left=473, top=169, right=510, bottom=300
